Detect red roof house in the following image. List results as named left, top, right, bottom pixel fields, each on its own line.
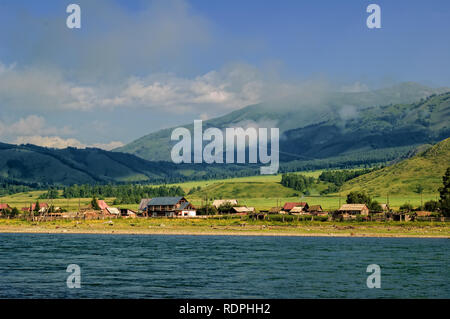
left=0, top=203, right=11, bottom=211
left=21, top=203, right=49, bottom=212
left=283, top=202, right=309, bottom=212
left=97, top=200, right=109, bottom=210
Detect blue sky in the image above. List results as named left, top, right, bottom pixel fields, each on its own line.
left=0, top=0, right=449, bottom=149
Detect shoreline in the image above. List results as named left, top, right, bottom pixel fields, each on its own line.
left=1, top=227, right=448, bottom=238
left=1, top=219, right=448, bottom=239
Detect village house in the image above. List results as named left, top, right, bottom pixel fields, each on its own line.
left=212, top=199, right=238, bottom=209
left=139, top=198, right=152, bottom=212
left=147, top=197, right=196, bottom=217
left=0, top=203, right=11, bottom=215
left=268, top=207, right=283, bottom=214
left=289, top=206, right=311, bottom=215
left=21, top=202, right=49, bottom=213
left=231, top=206, right=255, bottom=215
left=308, top=205, right=323, bottom=213
left=306, top=205, right=329, bottom=217
left=87, top=199, right=112, bottom=215
left=415, top=211, right=433, bottom=217
left=120, top=208, right=137, bottom=218
left=283, top=202, right=309, bottom=214
left=97, top=200, right=109, bottom=210
left=338, top=204, right=370, bottom=218
left=106, top=207, right=120, bottom=216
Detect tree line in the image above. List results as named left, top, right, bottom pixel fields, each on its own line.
left=281, top=173, right=315, bottom=194
left=39, top=184, right=185, bottom=204
left=318, top=168, right=378, bottom=186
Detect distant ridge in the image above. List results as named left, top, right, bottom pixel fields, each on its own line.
left=0, top=142, right=259, bottom=186
left=115, top=82, right=450, bottom=163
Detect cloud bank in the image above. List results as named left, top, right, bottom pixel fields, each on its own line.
left=0, top=115, right=123, bottom=150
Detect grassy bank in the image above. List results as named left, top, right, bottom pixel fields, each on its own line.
left=0, top=218, right=448, bottom=238
left=0, top=191, right=439, bottom=212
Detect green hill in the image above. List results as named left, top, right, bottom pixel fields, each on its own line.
left=188, top=181, right=298, bottom=199
left=0, top=142, right=261, bottom=186
left=279, top=91, right=450, bottom=161
left=340, top=137, right=450, bottom=196
left=184, top=172, right=331, bottom=199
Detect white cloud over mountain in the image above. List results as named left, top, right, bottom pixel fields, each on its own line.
left=12, top=136, right=123, bottom=150
left=0, top=115, right=123, bottom=150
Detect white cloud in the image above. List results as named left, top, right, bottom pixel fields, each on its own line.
left=14, top=136, right=86, bottom=149
left=13, top=135, right=124, bottom=150
left=0, top=115, right=123, bottom=150
left=0, top=63, right=97, bottom=110
left=111, top=65, right=264, bottom=112
left=0, top=62, right=265, bottom=114
left=0, top=115, right=74, bottom=138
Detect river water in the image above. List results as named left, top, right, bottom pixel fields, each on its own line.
left=0, top=233, right=448, bottom=298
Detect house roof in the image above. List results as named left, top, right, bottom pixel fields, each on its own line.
left=106, top=207, right=120, bottom=215
left=121, top=208, right=137, bottom=214
left=308, top=205, right=322, bottom=212
left=283, top=202, right=308, bottom=211
left=33, top=203, right=48, bottom=209
left=97, top=200, right=109, bottom=210
left=139, top=198, right=152, bottom=211
left=290, top=206, right=307, bottom=213
left=212, top=199, right=238, bottom=208
left=269, top=207, right=283, bottom=213
left=148, top=197, right=185, bottom=206
left=339, top=204, right=368, bottom=211
left=232, top=206, right=255, bottom=213
left=0, top=204, right=11, bottom=209
left=21, top=202, right=49, bottom=211
left=380, top=203, right=389, bottom=210
left=177, top=201, right=191, bottom=210
left=416, top=211, right=433, bottom=217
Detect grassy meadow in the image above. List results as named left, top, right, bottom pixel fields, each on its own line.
left=0, top=169, right=441, bottom=212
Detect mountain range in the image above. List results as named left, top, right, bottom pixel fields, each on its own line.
left=0, top=142, right=258, bottom=185
left=115, top=82, right=450, bottom=163
left=0, top=82, right=449, bottom=186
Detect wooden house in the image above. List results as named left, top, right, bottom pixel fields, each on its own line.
left=138, top=198, right=152, bottom=212
left=268, top=207, right=283, bottom=214
left=283, top=202, right=309, bottom=213
left=106, top=207, right=120, bottom=216
left=97, top=200, right=109, bottom=210
left=212, top=199, right=238, bottom=209
left=338, top=204, right=369, bottom=217
left=308, top=205, right=323, bottom=213
left=147, top=197, right=196, bottom=217
left=0, top=203, right=11, bottom=215
left=415, top=211, right=434, bottom=217
left=289, top=206, right=310, bottom=215
left=120, top=208, right=137, bottom=218
left=21, top=202, right=49, bottom=213
left=232, top=206, right=255, bottom=215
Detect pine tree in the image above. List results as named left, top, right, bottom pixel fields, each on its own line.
left=438, top=167, right=450, bottom=217
left=91, top=196, right=100, bottom=210
left=34, top=200, right=40, bottom=213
